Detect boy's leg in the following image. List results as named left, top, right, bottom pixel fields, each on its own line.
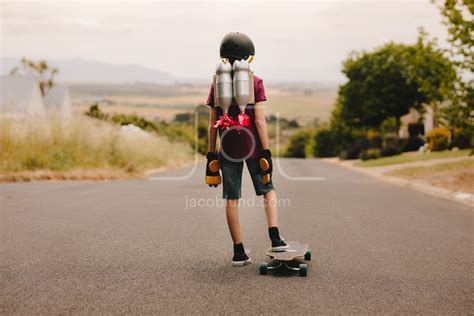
left=226, top=200, right=251, bottom=265
left=225, top=199, right=241, bottom=244
left=221, top=159, right=244, bottom=244
left=263, top=190, right=278, bottom=228
left=221, top=158, right=251, bottom=265
left=264, top=189, right=288, bottom=250
left=247, top=158, right=288, bottom=251
left=246, top=158, right=278, bottom=228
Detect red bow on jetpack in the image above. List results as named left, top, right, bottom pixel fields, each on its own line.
left=237, top=112, right=251, bottom=128
left=214, top=112, right=251, bottom=130
left=213, top=113, right=236, bottom=129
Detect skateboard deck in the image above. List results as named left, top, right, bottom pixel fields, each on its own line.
left=260, top=241, right=312, bottom=277
left=265, top=241, right=308, bottom=261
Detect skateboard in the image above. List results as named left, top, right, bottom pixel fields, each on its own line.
left=259, top=241, right=312, bottom=277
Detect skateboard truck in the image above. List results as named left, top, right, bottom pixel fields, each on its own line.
left=259, top=261, right=310, bottom=277
left=259, top=241, right=312, bottom=277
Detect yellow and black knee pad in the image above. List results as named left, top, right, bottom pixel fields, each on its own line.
left=259, top=149, right=273, bottom=184
left=205, top=152, right=221, bottom=187
left=259, top=158, right=271, bottom=184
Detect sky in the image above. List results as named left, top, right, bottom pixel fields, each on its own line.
left=1, top=0, right=449, bottom=83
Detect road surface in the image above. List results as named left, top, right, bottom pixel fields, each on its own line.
left=1, top=159, right=472, bottom=314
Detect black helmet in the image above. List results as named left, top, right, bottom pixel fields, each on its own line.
left=220, top=32, right=255, bottom=61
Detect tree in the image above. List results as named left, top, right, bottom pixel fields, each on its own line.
left=334, top=33, right=457, bottom=131
left=409, top=29, right=460, bottom=127
left=433, top=0, right=473, bottom=147
left=433, top=0, right=473, bottom=72
left=10, top=57, right=59, bottom=96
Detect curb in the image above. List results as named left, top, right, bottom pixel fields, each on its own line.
left=145, top=159, right=200, bottom=177
left=322, top=158, right=474, bottom=208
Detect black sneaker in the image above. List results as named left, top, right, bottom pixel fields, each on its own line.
left=271, top=238, right=289, bottom=251
left=232, top=252, right=251, bottom=266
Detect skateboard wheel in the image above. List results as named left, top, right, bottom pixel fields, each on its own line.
left=304, top=250, right=312, bottom=261
left=299, top=263, right=308, bottom=277
left=259, top=262, right=268, bottom=275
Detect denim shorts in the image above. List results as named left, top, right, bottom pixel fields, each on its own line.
left=220, top=158, right=275, bottom=200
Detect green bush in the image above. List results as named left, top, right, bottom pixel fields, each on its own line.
left=111, top=113, right=159, bottom=133
left=402, top=136, right=425, bottom=152
left=85, top=104, right=109, bottom=120
left=340, top=140, right=369, bottom=160
left=313, top=127, right=374, bottom=159
left=174, top=112, right=193, bottom=122
left=367, top=130, right=383, bottom=148
left=408, top=123, right=424, bottom=137
left=285, top=130, right=311, bottom=158
left=313, top=128, right=340, bottom=157
left=451, top=128, right=472, bottom=149
left=267, top=115, right=300, bottom=129
left=380, top=145, right=401, bottom=157
left=339, top=129, right=370, bottom=160
left=377, top=133, right=402, bottom=156
left=427, top=127, right=451, bottom=151
left=287, top=120, right=300, bottom=128
left=380, top=117, right=399, bottom=134
left=360, top=148, right=381, bottom=160
left=383, top=133, right=399, bottom=147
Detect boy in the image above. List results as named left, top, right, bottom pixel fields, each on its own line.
left=205, top=32, right=288, bottom=266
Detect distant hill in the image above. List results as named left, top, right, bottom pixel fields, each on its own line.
left=0, top=57, right=176, bottom=85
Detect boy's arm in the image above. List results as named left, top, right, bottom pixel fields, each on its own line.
left=254, top=101, right=272, bottom=184
left=208, top=107, right=218, bottom=152
left=205, top=107, right=221, bottom=187
left=254, top=102, right=269, bottom=150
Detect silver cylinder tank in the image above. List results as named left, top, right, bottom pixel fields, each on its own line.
left=232, top=60, right=251, bottom=112
left=215, top=60, right=233, bottom=112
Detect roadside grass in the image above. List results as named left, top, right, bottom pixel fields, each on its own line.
left=354, top=149, right=471, bottom=167
left=0, top=115, right=192, bottom=179
left=385, top=159, right=474, bottom=194
left=386, top=159, right=474, bottom=177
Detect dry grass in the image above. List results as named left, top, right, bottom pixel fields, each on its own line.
left=0, top=168, right=137, bottom=182
left=263, top=90, right=336, bottom=124
left=0, top=115, right=193, bottom=181
left=355, top=149, right=472, bottom=167
left=111, top=94, right=207, bottom=107
left=73, top=88, right=337, bottom=124
left=386, top=159, right=474, bottom=193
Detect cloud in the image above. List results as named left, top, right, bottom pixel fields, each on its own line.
left=1, top=0, right=449, bottom=82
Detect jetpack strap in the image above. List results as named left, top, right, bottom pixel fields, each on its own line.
left=213, top=74, right=218, bottom=107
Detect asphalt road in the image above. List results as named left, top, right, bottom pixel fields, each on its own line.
left=1, top=159, right=472, bottom=314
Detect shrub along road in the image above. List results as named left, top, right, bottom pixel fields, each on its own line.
left=1, top=159, right=472, bottom=314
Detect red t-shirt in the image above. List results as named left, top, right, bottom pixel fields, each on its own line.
left=206, top=76, right=267, bottom=161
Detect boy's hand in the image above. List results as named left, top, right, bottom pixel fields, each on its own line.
left=205, top=152, right=221, bottom=187
left=259, top=149, right=272, bottom=184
